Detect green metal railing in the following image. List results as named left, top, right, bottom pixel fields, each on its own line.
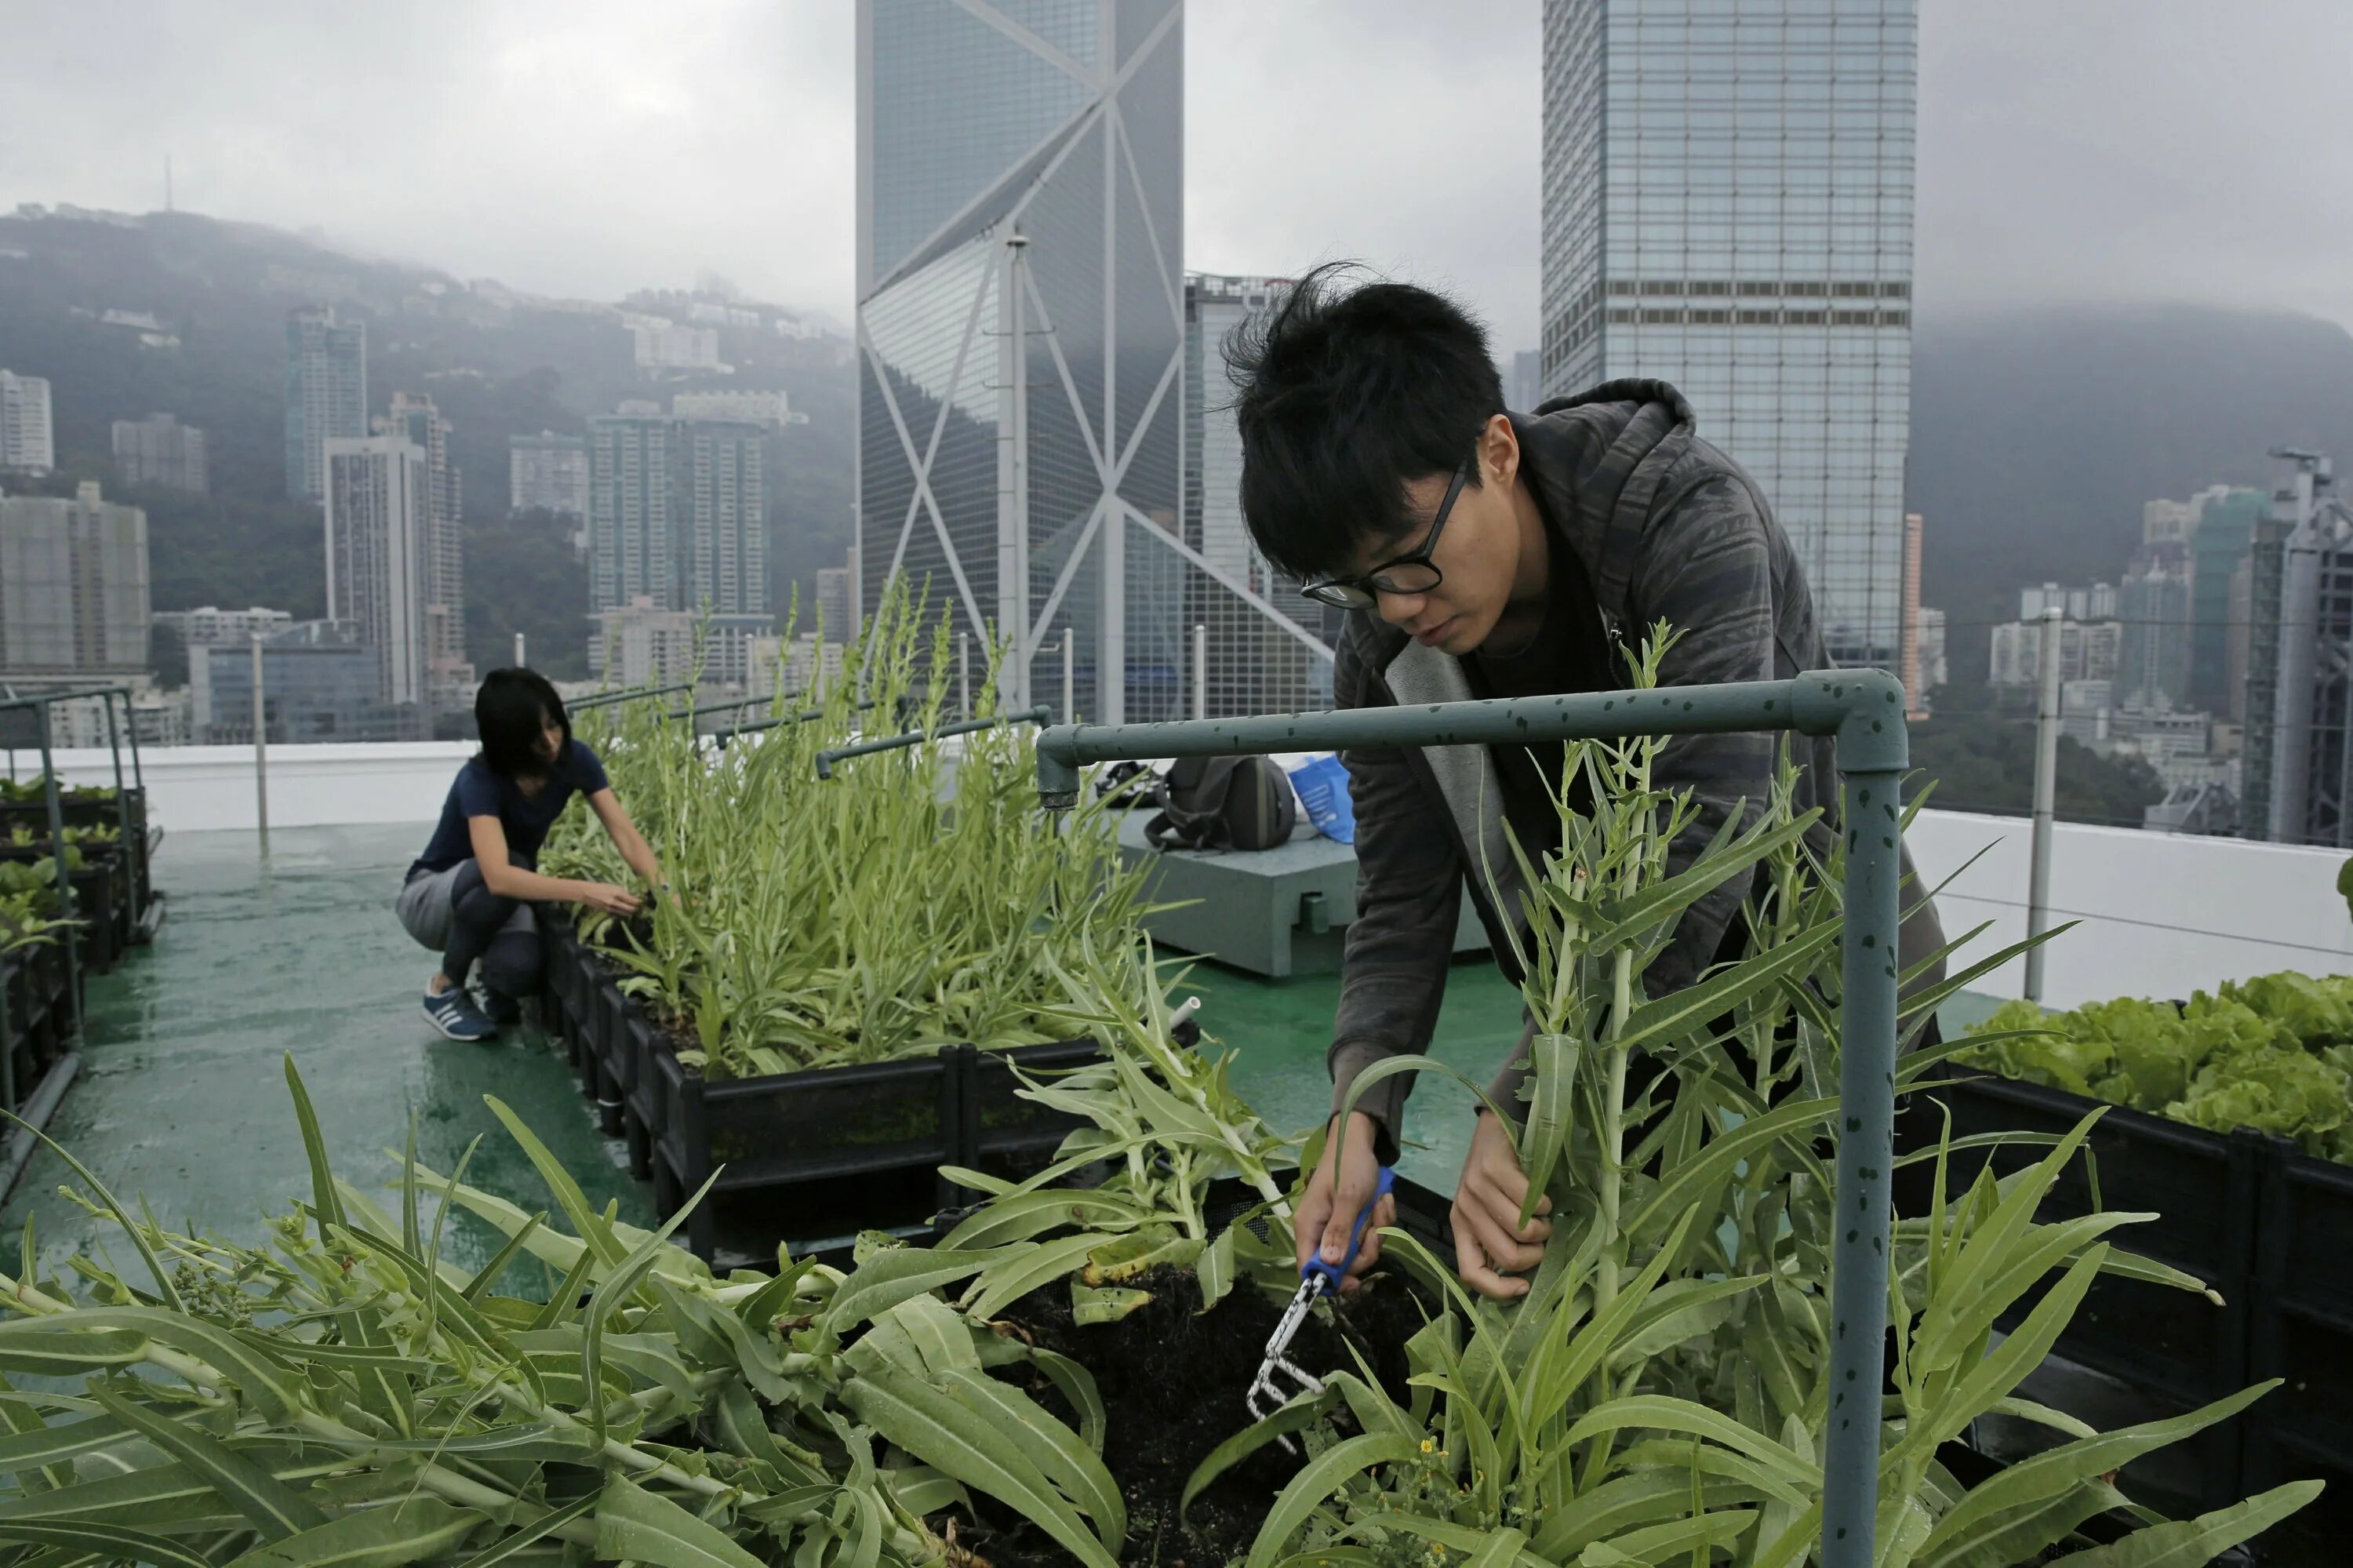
left=1035, top=668, right=1908, bottom=1568
left=569, top=679, right=697, bottom=713
left=814, top=706, right=1053, bottom=779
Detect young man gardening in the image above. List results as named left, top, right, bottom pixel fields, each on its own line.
left=1229, top=266, right=1946, bottom=1301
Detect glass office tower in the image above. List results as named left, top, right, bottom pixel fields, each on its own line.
left=857, top=0, right=1203, bottom=722
left=1540, top=0, right=1918, bottom=671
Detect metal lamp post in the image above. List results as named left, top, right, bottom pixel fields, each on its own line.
left=1034, top=668, right=1909, bottom=1568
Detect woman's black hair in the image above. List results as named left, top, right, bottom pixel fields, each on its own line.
left=1225, top=261, right=1504, bottom=580
left=475, top=668, right=571, bottom=779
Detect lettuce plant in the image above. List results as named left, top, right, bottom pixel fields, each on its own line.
left=1962, top=971, right=2353, bottom=1162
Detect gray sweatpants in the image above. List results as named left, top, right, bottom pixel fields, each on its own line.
left=396, top=854, right=542, bottom=998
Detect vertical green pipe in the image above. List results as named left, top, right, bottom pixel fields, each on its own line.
left=1820, top=761, right=1904, bottom=1568
left=35, top=708, right=80, bottom=1043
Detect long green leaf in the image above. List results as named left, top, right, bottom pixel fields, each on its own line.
left=840, top=1364, right=1119, bottom=1568
left=960, top=1235, right=1114, bottom=1325
left=591, top=1475, right=768, bottom=1568
left=1179, top=1392, right=1337, bottom=1523
left=1558, top=1395, right=1820, bottom=1488
left=450, top=1492, right=598, bottom=1568
left=1611, top=919, right=1842, bottom=1056
left=0, top=1519, right=215, bottom=1567
left=2042, top=1480, right=2322, bottom=1567
left=221, top=1497, right=486, bottom=1567
left=1517, top=1031, right=1581, bottom=1228
left=0, top=1324, right=147, bottom=1377
left=89, top=1388, right=326, bottom=1541
left=1242, top=1432, right=1422, bottom=1568
left=824, top=1246, right=1005, bottom=1332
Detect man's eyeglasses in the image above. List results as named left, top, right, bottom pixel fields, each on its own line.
left=1298, top=463, right=1469, bottom=610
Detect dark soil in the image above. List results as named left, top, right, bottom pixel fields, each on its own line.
left=953, top=1264, right=1429, bottom=1568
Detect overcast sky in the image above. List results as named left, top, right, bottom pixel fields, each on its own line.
left=5, top=2, right=2353, bottom=349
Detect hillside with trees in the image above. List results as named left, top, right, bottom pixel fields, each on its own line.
left=0, top=208, right=854, bottom=679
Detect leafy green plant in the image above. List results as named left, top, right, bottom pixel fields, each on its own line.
left=540, top=584, right=1157, bottom=1079
left=0, top=778, right=114, bottom=807
left=1168, top=626, right=2317, bottom=1568
left=1961, top=971, right=2353, bottom=1162
left=0, top=1057, right=1133, bottom=1568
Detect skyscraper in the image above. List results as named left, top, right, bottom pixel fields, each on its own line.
left=285, top=308, right=368, bottom=502
left=0, top=370, right=55, bottom=475
left=1540, top=0, right=1918, bottom=670
left=816, top=566, right=854, bottom=642
left=379, top=393, right=469, bottom=704
left=0, top=482, right=148, bottom=678
left=586, top=413, right=768, bottom=682
left=2117, top=553, right=2193, bottom=710
left=1184, top=272, right=1344, bottom=716
left=111, top=413, right=208, bottom=494
left=324, top=434, right=429, bottom=707
left=2184, top=484, right=2264, bottom=712
left=856, top=0, right=1193, bottom=723
left=508, top=432, right=590, bottom=518
left=2245, top=449, right=2353, bottom=846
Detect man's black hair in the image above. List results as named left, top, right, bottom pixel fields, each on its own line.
left=1225, top=262, right=1505, bottom=581
left=475, top=668, right=571, bottom=779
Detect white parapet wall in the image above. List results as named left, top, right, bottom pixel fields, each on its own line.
left=1907, top=807, right=2353, bottom=1009
left=21, top=744, right=2351, bottom=1009
left=32, top=743, right=474, bottom=833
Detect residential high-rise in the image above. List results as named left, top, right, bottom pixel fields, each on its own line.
left=673, top=390, right=805, bottom=430
left=378, top=394, right=469, bottom=704
left=153, top=606, right=293, bottom=648
left=2118, top=553, right=2194, bottom=710
left=856, top=0, right=1190, bottom=723
left=1508, top=350, right=1544, bottom=413
left=324, top=434, right=429, bottom=707
left=1183, top=272, right=1344, bottom=716
left=111, top=413, right=209, bottom=494
left=2244, top=449, right=2353, bottom=845
left=508, top=431, right=590, bottom=517
left=0, top=370, right=55, bottom=475
left=1540, top=0, right=1918, bottom=670
left=586, top=413, right=768, bottom=682
left=2186, top=485, right=2264, bottom=712
left=0, top=482, right=148, bottom=678
left=815, top=565, right=853, bottom=641
left=285, top=307, right=368, bottom=502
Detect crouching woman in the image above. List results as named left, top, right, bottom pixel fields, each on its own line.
left=397, top=668, right=661, bottom=1041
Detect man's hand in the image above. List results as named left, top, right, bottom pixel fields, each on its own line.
left=1452, top=1110, right=1551, bottom=1299
left=1293, top=1111, right=1398, bottom=1294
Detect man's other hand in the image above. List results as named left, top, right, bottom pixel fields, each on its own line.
left=1452, top=1110, right=1551, bottom=1299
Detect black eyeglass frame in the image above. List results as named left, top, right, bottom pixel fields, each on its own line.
left=1297, top=462, right=1471, bottom=610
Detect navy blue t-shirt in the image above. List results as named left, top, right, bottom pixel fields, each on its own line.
left=408, top=740, right=611, bottom=880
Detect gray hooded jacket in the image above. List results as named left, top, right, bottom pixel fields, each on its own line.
left=1327, top=380, right=1946, bottom=1153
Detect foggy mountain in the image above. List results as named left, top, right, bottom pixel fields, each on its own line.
left=8, top=207, right=2353, bottom=691
left=1907, top=301, right=2353, bottom=680
left=0, top=207, right=854, bottom=679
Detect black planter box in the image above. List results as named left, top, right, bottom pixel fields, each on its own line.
left=2244, top=1146, right=2353, bottom=1565
left=1897, top=1066, right=2347, bottom=1557
left=540, top=922, right=1203, bottom=1267
left=0, top=940, right=75, bottom=1115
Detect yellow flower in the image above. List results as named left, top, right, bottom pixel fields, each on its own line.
left=1420, top=1438, right=1435, bottom=1454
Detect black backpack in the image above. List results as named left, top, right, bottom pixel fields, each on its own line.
left=1145, top=755, right=1297, bottom=852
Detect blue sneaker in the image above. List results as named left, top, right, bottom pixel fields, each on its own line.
left=423, top=986, right=496, bottom=1042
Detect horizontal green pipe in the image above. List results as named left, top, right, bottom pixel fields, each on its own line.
left=707, top=697, right=899, bottom=748
left=816, top=706, right=1053, bottom=779
left=1033, top=670, right=1905, bottom=806
left=569, top=680, right=697, bottom=712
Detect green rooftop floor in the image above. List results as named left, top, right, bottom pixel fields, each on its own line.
left=0, top=824, right=1529, bottom=1277
left=2, top=824, right=2009, bottom=1279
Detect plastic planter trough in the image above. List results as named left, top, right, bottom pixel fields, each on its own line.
left=0, top=942, right=73, bottom=1115
left=539, top=922, right=1202, bottom=1267
left=2245, top=1144, right=2353, bottom=1561
left=1895, top=1070, right=2258, bottom=1521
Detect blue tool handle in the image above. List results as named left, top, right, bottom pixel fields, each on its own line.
left=1301, top=1165, right=1395, bottom=1295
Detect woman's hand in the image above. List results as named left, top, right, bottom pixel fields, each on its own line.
left=1452, top=1111, right=1551, bottom=1299
left=576, top=881, right=644, bottom=917
left=1293, top=1111, right=1397, bottom=1293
